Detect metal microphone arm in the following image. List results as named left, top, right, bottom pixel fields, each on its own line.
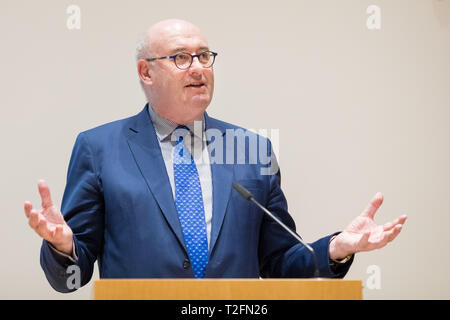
left=232, top=183, right=320, bottom=278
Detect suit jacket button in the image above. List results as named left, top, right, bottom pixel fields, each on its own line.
left=183, top=259, right=190, bottom=269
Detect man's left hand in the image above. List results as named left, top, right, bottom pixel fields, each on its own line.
left=329, top=192, right=407, bottom=261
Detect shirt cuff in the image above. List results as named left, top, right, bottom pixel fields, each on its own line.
left=329, top=235, right=353, bottom=265
left=47, top=240, right=78, bottom=263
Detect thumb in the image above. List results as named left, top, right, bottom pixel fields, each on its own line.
left=38, top=179, right=53, bottom=209
left=361, top=192, right=383, bottom=220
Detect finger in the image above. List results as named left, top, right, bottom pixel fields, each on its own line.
left=383, top=215, right=407, bottom=232
left=36, top=218, right=49, bottom=236
left=28, top=209, right=40, bottom=229
left=361, top=192, right=384, bottom=219
left=374, top=225, right=403, bottom=249
left=24, top=201, right=33, bottom=218
left=38, top=180, right=53, bottom=209
left=382, top=218, right=400, bottom=232
left=382, top=220, right=395, bottom=231
left=36, top=218, right=56, bottom=241
left=377, top=229, right=393, bottom=248
left=387, top=224, right=403, bottom=243
left=54, top=225, right=63, bottom=239
left=399, top=214, right=408, bottom=224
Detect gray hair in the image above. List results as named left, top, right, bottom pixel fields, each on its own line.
left=135, top=31, right=153, bottom=95
left=135, top=31, right=150, bottom=62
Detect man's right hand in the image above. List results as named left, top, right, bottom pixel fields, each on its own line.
left=24, top=180, right=74, bottom=255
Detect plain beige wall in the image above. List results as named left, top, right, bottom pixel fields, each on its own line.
left=1, top=0, right=449, bottom=299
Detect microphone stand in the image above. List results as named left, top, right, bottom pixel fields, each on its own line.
left=232, top=182, right=320, bottom=278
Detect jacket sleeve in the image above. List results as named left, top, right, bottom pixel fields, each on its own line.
left=40, top=132, right=104, bottom=292
left=258, top=141, right=353, bottom=278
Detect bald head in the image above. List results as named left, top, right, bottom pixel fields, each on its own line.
left=136, top=19, right=208, bottom=61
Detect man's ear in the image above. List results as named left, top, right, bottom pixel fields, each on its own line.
left=137, top=60, right=153, bottom=86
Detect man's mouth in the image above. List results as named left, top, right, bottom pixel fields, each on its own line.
left=185, top=83, right=205, bottom=88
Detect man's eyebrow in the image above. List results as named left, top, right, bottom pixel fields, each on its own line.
left=169, top=46, right=210, bottom=55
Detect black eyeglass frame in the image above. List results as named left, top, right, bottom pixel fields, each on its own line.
left=145, top=50, right=218, bottom=70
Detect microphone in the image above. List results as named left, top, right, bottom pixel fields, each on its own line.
left=232, top=182, right=320, bottom=278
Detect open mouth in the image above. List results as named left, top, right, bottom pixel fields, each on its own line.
left=185, top=83, right=205, bottom=88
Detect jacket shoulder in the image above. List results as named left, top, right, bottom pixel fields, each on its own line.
left=81, top=114, right=136, bottom=137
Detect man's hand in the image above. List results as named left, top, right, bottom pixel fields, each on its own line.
left=24, top=180, right=73, bottom=255
left=329, top=192, right=407, bottom=260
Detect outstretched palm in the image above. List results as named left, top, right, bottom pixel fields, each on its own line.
left=24, top=180, right=73, bottom=254
left=330, top=192, right=407, bottom=260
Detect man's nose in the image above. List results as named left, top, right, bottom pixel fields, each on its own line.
left=191, top=57, right=203, bottom=69
left=188, top=57, right=203, bottom=75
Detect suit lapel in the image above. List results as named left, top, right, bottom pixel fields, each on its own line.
left=126, top=105, right=187, bottom=253
left=204, top=113, right=234, bottom=255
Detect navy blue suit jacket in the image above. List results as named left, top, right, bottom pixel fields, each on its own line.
left=40, top=105, right=353, bottom=292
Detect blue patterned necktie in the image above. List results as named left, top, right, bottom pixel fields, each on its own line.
left=173, top=125, right=209, bottom=278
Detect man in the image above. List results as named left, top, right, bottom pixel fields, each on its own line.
left=24, top=19, right=407, bottom=293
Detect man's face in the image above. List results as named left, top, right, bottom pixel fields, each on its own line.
left=145, top=22, right=214, bottom=123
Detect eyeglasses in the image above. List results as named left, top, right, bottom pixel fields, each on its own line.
left=145, top=50, right=218, bottom=70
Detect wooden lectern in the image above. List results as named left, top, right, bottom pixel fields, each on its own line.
left=94, top=279, right=362, bottom=300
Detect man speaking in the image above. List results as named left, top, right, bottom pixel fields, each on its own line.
left=23, top=19, right=407, bottom=292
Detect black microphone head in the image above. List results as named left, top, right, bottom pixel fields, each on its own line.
left=232, top=182, right=254, bottom=201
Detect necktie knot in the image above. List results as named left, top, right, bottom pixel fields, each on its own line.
left=174, top=125, right=190, bottom=145
left=173, top=126, right=191, bottom=160
left=176, top=125, right=189, bottom=131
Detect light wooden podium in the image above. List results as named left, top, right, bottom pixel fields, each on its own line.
left=94, top=279, right=362, bottom=300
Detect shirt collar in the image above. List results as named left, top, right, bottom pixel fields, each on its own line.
left=148, top=105, right=205, bottom=142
